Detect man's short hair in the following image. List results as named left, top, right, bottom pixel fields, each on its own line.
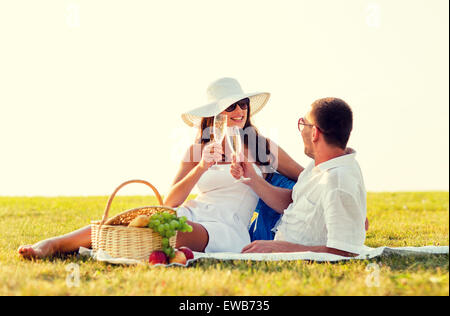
left=311, top=98, right=353, bottom=149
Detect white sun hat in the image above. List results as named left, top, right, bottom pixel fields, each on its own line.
left=181, top=77, right=270, bottom=127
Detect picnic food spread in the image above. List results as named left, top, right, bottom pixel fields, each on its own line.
left=127, top=211, right=194, bottom=265
left=91, top=180, right=194, bottom=265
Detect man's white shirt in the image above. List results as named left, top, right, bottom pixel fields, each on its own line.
left=274, top=151, right=367, bottom=254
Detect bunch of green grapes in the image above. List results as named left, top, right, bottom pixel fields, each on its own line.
left=148, top=212, right=193, bottom=258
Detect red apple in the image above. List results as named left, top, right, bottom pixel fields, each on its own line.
left=178, top=247, right=194, bottom=261
left=149, top=250, right=168, bottom=265
left=169, top=250, right=187, bottom=265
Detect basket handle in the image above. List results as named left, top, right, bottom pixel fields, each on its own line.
left=100, top=179, right=163, bottom=225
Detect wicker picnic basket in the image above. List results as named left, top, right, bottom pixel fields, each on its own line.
left=91, top=179, right=177, bottom=261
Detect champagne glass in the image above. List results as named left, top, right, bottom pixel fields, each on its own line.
left=211, top=114, right=227, bottom=169
left=226, top=126, right=251, bottom=183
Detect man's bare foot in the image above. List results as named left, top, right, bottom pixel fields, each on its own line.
left=18, top=239, right=59, bottom=260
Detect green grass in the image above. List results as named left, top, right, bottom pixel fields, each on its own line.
left=0, top=192, right=448, bottom=296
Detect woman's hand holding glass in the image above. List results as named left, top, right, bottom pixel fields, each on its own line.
left=209, top=114, right=228, bottom=170
left=199, top=142, right=223, bottom=171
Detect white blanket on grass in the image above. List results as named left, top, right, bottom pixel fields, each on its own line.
left=79, top=245, right=449, bottom=267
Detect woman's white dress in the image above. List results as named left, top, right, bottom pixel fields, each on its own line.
left=177, top=164, right=262, bottom=253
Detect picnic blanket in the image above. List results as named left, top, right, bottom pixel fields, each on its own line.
left=79, top=245, right=449, bottom=266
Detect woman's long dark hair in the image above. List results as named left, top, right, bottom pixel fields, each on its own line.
left=195, top=99, right=273, bottom=168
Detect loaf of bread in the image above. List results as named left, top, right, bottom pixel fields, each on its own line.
left=128, top=215, right=150, bottom=228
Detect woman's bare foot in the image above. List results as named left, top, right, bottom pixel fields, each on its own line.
left=18, top=239, right=59, bottom=260
left=18, top=226, right=92, bottom=260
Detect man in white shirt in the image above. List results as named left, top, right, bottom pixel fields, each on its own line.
left=231, top=97, right=367, bottom=256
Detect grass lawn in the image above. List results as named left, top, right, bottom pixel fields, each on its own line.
left=0, top=192, right=448, bottom=296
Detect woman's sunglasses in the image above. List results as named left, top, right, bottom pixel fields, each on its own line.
left=225, top=99, right=249, bottom=112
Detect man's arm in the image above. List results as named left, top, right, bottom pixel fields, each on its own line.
left=241, top=240, right=358, bottom=257
left=248, top=176, right=293, bottom=214
left=230, top=158, right=293, bottom=214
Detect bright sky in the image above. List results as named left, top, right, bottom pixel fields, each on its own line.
left=0, top=0, right=448, bottom=197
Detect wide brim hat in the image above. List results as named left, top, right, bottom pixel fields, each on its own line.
left=182, top=77, right=270, bottom=127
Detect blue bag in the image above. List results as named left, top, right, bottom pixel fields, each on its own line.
left=248, top=172, right=296, bottom=241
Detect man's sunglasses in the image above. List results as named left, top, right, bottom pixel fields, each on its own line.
left=225, top=99, right=249, bottom=112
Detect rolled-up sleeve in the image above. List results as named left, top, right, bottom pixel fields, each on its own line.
left=323, top=189, right=366, bottom=254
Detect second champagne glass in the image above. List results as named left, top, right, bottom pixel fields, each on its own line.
left=226, top=126, right=251, bottom=182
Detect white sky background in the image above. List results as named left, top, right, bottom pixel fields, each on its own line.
left=0, top=0, right=448, bottom=196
